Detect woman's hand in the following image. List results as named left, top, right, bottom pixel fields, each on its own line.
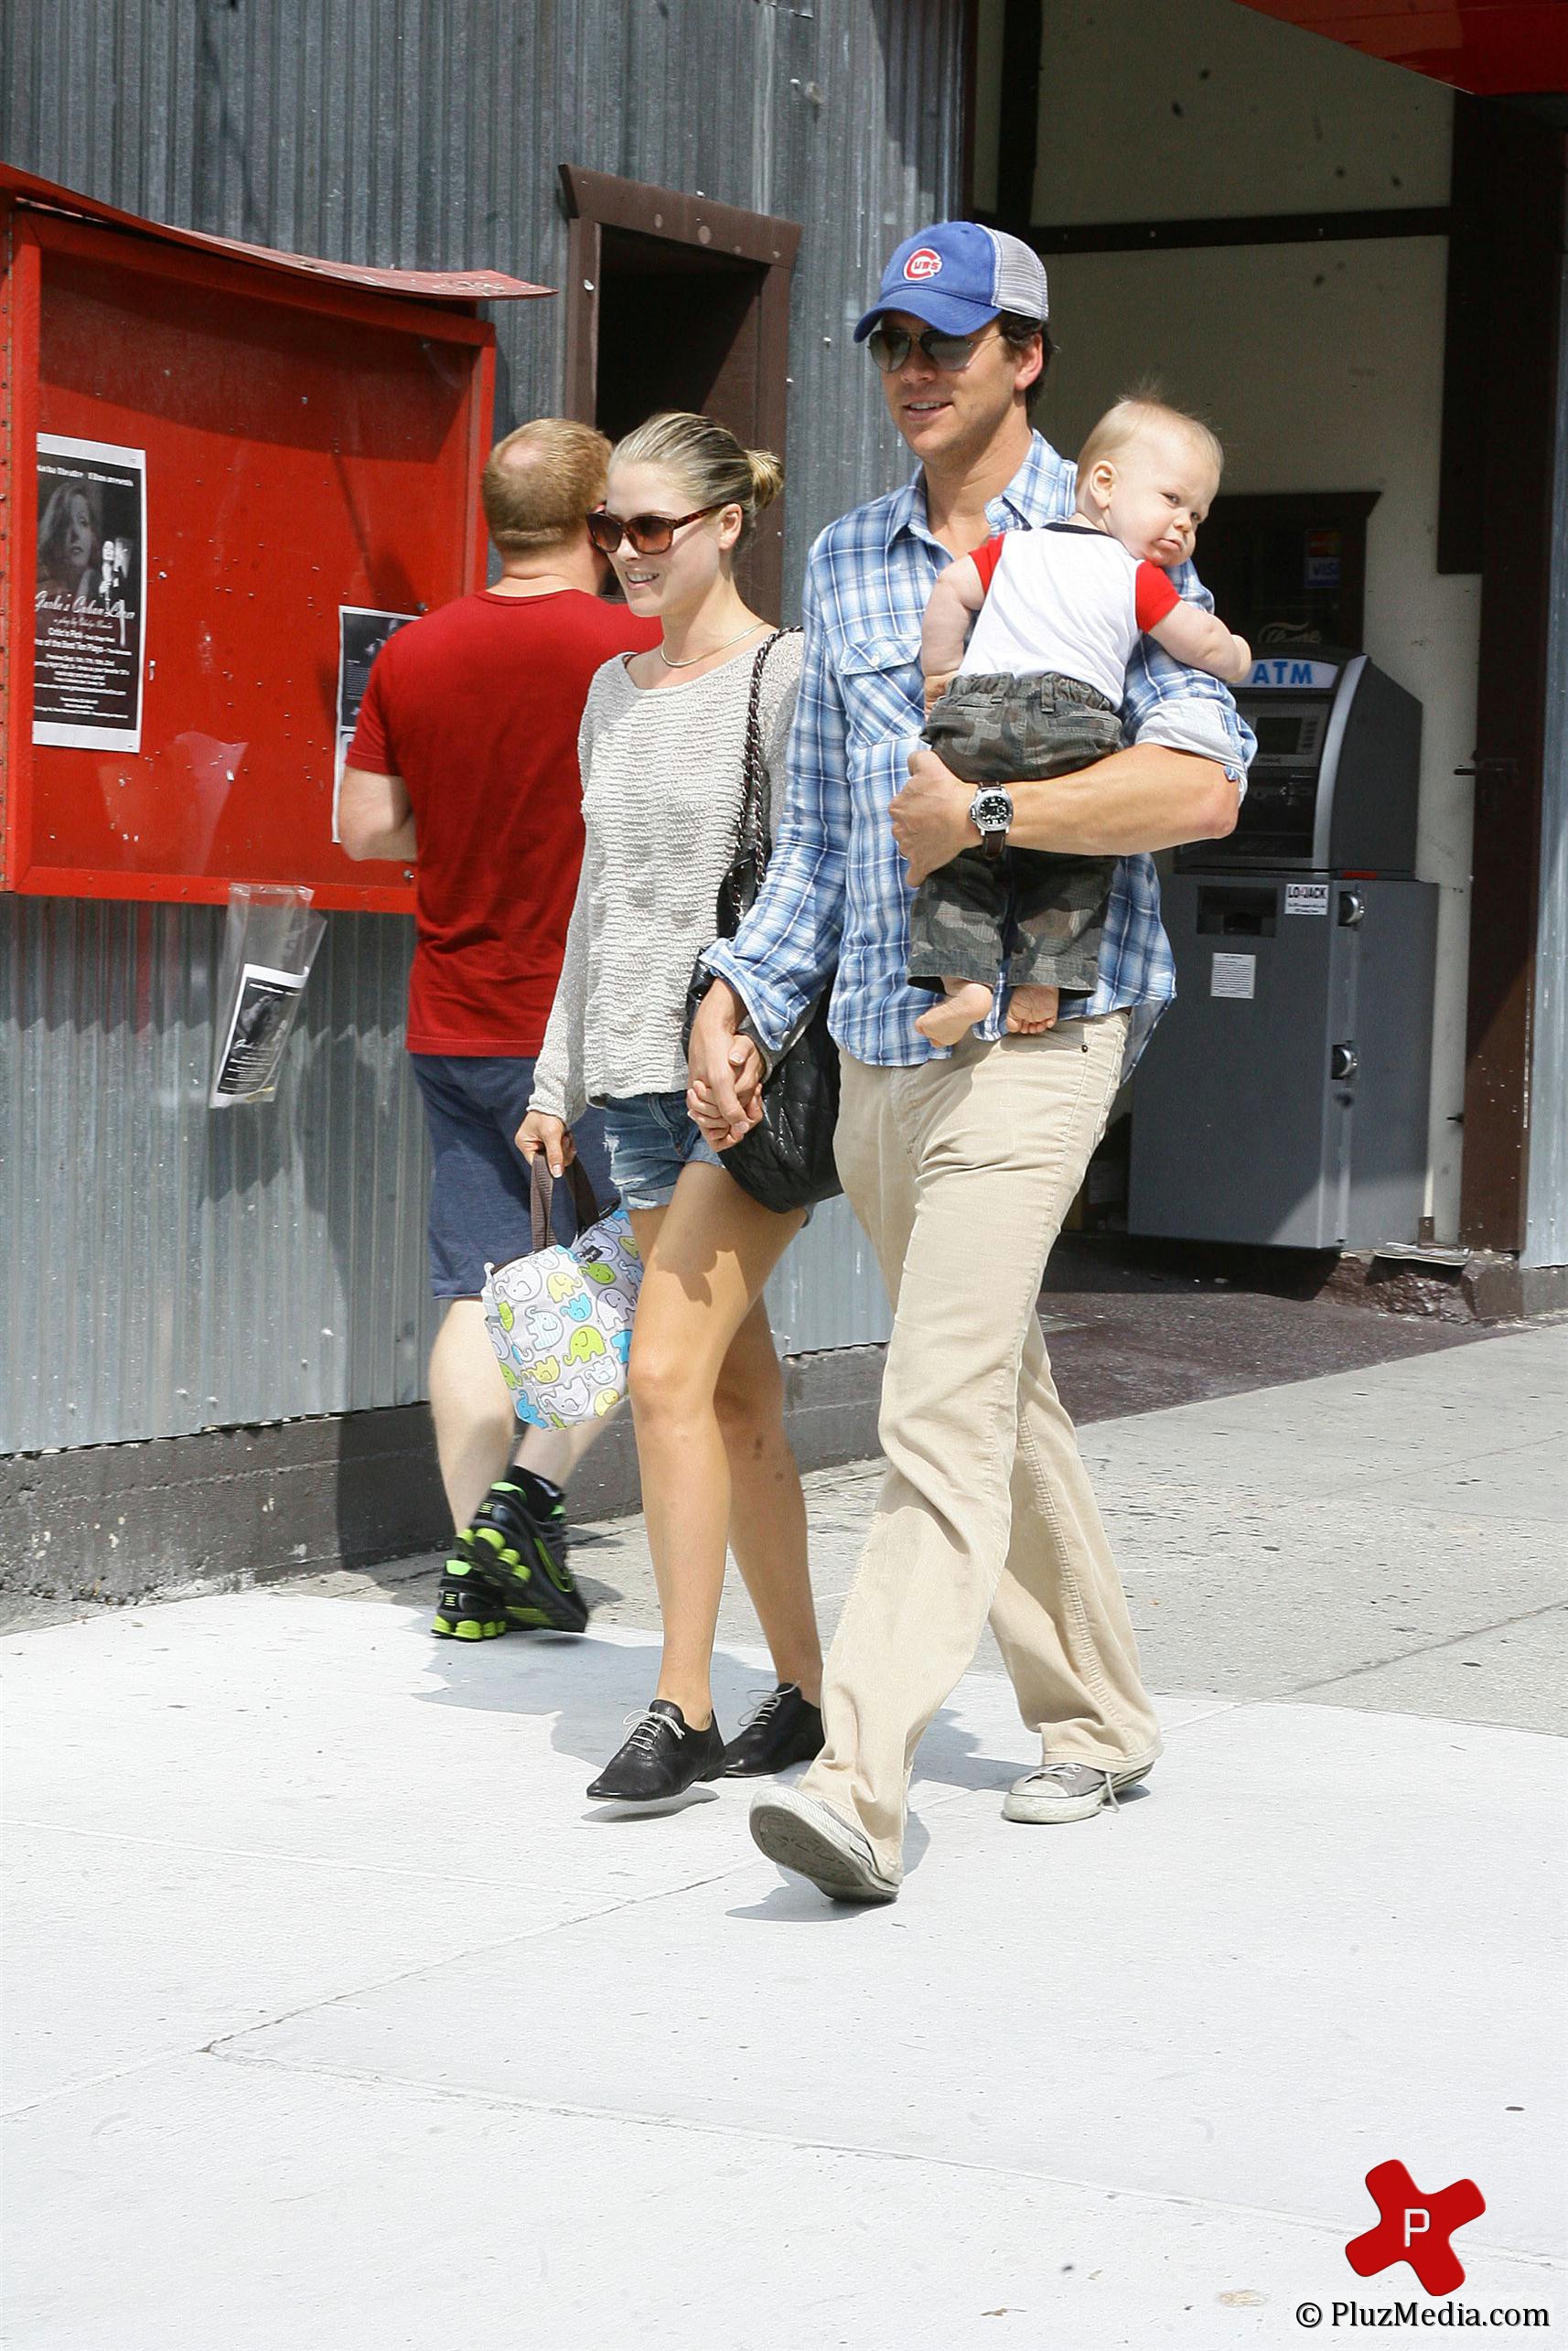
left=516, top=1111, right=575, bottom=1176
left=890, top=745, right=980, bottom=886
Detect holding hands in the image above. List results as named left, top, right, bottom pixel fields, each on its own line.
left=686, top=978, right=766, bottom=1149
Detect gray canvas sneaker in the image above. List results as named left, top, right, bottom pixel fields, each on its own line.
left=749, top=1784, right=902, bottom=1903
left=1003, top=1758, right=1154, bottom=1824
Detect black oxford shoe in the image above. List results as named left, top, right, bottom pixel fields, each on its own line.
left=586, top=1700, right=727, bottom=1804
left=720, top=1683, right=825, bottom=1777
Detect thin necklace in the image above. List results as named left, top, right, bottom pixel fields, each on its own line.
left=658, top=618, right=766, bottom=671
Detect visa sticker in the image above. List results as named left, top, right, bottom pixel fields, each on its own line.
left=1285, top=883, right=1329, bottom=917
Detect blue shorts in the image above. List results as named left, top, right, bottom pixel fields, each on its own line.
left=409, top=1053, right=616, bottom=1298
left=600, top=1090, right=723, bottom=1213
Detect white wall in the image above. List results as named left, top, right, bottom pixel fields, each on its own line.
left=978, top=0, right=1477, bottom=1238
left=1031, top=0, right=1452, bottom=222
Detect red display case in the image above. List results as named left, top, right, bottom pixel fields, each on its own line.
left=0, top=167, right=551, bottom=910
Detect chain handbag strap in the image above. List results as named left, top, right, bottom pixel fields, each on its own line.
left=725, top=627, right=801, bottom=923
left=736, top=629, right=781, bottom=868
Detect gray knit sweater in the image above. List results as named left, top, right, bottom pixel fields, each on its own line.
left=529, top=632, right=803, bottom=1124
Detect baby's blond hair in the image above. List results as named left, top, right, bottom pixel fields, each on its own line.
left=1078, top=392, right=1224, bottom=485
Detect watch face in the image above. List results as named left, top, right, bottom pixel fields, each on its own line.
left=971, top=789, right=1012, bottom=830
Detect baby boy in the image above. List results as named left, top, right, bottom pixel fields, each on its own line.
left=911, top=395, right=1252, bottom=1047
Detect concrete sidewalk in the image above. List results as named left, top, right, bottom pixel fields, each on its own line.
left=5, top=1330, right=1565, bottom=2347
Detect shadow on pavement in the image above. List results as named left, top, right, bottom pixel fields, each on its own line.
left=411, top=1616, right=1014, bottom=1825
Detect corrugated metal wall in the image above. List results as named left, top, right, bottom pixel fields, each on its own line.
left=2, top=0, right=962, bottom=609
left=3, top=896, right=435, bottom=1450
left=1, top=0, right=964, bottom=1449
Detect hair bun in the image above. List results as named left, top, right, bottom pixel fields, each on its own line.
left=746, top=446, right=785, bottom=511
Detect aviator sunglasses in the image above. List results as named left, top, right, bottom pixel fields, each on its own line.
left=865, top=321, right=999, bottom=374
left=586, top=502, right=727, bottom=556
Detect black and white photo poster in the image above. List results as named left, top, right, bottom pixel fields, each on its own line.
left=209, top=963, right=309, bottom=1105
left=33, top=435, right=147, bottom=752
left=331, top=606, right=418, bottom=842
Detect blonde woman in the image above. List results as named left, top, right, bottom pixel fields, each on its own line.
left=520, top=413, right=823, bottom=1807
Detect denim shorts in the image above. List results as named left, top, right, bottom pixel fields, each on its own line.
left=600, top=1090, right=723, bottom=1212
left=409, top=1053, right=616, bottom=1297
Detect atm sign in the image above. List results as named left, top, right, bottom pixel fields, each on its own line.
left=1248, top=658, right=1339, bottom=689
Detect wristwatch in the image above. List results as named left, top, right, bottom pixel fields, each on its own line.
left=969, top=786, right=1014, bottom=862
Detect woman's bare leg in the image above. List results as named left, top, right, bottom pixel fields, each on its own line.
left=714, top=1295, right=822, bottom=1705
left=627, top=1165, right=809, bottom=1728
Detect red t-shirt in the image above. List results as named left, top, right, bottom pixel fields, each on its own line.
left=349, top=589, right=659, bottom=1056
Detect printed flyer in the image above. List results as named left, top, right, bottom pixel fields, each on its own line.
left=331, top=606, right=418, bottom=841
left=33, top=434, right=147, bottom=752
left=209, top=963, right=310, bottom=1106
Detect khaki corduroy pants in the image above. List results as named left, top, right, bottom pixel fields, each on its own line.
left=800, top=1013, right=1162, bottom=1874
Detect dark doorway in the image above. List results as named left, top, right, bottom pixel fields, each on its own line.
left=559, top=166, right=800, bottom=617
left=594, top=231, right=764, bottom=446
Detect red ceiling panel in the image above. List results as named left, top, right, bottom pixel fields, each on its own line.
left=1233, top=2, right=1568, bottom=96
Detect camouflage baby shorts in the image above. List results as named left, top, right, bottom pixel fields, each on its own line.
left=908, top=671, right=1123, bottom=997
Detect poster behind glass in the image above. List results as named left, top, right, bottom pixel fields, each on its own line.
left=331, top=606, right=418, bottom=842
left=33, top=434, right=147, bottom=753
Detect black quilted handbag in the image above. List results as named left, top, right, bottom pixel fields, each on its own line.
left=682, top=629, right=842, bottom=1216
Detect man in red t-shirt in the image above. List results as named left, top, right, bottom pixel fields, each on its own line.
left=341, top=418, right=658, bottom=1642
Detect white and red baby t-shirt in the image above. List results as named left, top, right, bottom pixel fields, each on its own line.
left=958, top=521, right=1180, bottom=705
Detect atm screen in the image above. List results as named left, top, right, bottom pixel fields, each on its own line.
left=1238, top=699, right=1327, bottom=765
left=1253, top=714, right=1307, bottom=757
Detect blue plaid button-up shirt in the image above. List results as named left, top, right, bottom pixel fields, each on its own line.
left=705, top=432, right=1254, bottom=1068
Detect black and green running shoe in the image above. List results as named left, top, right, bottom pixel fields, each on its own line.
left=430, top=1473, right=589, bottom=1639
left=430, top=1562, right=510, bottom=1642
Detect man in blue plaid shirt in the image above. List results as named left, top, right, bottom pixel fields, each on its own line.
left=691, top=221, right=1253, bottom=1904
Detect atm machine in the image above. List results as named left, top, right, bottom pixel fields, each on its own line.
left=1127, top=650, right=1438, bottom=1250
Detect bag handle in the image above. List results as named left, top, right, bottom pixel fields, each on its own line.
left=736, top=628, right=783, bottom=872
left=529, top=1154, right=605, bottom=1253
left=713, top=626, right=800, bottom=941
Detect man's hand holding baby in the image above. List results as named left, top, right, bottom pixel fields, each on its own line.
left=891, top=744, right=980, bottom=885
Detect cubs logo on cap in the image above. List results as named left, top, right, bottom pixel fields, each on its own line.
left=854, top=220, right=1048, bottom=344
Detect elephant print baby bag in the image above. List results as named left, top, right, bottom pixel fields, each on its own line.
left=481, top=1209, right=643, bottom=1431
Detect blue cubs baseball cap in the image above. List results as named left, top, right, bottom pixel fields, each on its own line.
left=853, top=220, right=1049, bottom=343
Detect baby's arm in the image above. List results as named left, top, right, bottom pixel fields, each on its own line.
left=921, top=554, right=986, bottom=703
left=1148, top=596, right=1252, bottom=685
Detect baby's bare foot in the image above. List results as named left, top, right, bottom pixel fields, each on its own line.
left=1006, top=984, right=1059, bottom=1035
left=915, top=980, right=993, bottom=1047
